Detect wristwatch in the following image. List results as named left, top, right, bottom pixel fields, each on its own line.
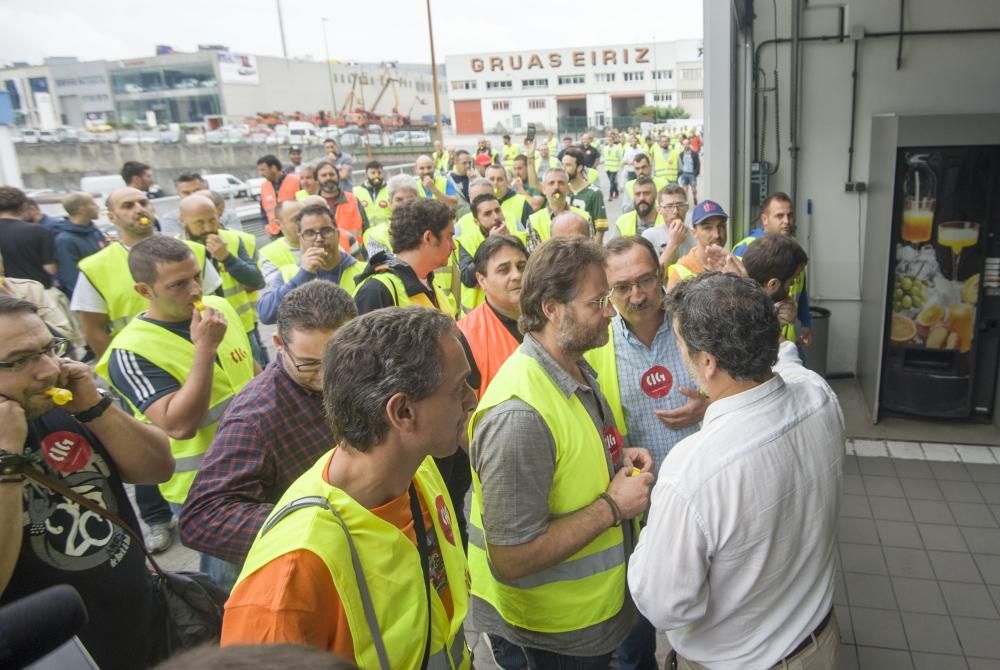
left=73, top=390, right=114, bottom=423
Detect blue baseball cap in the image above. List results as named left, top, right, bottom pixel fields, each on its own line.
left=691, top=199, right=729, bottom=228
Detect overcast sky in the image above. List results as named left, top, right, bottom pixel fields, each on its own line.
left=2, top=0, right=703, bottom=65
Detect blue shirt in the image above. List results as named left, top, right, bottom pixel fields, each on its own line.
left=612, top=310, right=700, bottom=473
left=255, top=251, right=356, bottom=324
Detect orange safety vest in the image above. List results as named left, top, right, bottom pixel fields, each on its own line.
left=456, top=302, right=520, bottom=399
left=328, top=192, right=365, bottom=254
left=263, top=174, right=301, bottom=236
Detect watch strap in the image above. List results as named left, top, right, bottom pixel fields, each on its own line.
left=74, top=391, right=113, bottom=423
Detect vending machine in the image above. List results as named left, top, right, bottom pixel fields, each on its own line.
left=878, top=146, right=1000, bottom=419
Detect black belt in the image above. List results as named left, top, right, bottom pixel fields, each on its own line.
left=777, top=609, right=832, bottom=665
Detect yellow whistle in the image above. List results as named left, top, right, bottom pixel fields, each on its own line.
left=45, top=388, right=74, bottom=405
left=630, top=467, right=641, bottom=477
left=139, top=216, right=150, bottom=226
left=192, top=299, right=204, bottom=313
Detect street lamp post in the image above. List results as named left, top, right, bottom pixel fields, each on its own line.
left=321, top=18, right=338, bottom=125
left=425, top=0, right=443, bottom=143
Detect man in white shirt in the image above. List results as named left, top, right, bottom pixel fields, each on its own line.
left=629, top=271, right=844, bottom=670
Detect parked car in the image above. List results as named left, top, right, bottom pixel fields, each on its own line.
left=123, top=83, right=143, bottom=93
left=408, top=130, right=432, bottom=146
left=389, top=130, right=410, bottom=147
left=204, top=173, right=250, bottom=199
left=245, top=177, right=265, bottom=201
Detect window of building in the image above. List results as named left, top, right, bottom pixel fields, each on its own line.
left=492, top=100, right=511, bottom=110
left=653, top=92, right=673, bottom=103
left=681, top=90, right=704, bottom=99
left=486, top=80, right=513, bottom=90
left=451, top=80, right=477, bottom=90
left=624, top=71, right=645, bottom=82
left=557, top=74, right=585, bottom=85
left=595, top=73, right=616, bottom=83
left=528, top=98, right=546, bottom=110
left=682, top=68, right=702, bottom=80
left=652, top=70, right=673, bottom=80
left=521, top=78, right=549, bottom=89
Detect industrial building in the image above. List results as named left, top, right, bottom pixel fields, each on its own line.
left=1, top=50, right=448, bottom=128
left=444, top=40, right=703, bottom=135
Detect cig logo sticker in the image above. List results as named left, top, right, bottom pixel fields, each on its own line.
left=641, top=366, right=673, bottom=398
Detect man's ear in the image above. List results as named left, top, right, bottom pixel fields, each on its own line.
left=765, top=277, right=782, bottom=297
left=701, top=350, right=721, bottom=382
left=134, top=282, right=154, bottom=301
left=384, top=392, right=415, bottom=434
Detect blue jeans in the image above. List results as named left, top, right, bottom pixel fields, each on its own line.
left=618, top=614, right=658, bottom=670
left=135, top=484, right=173, bottom=526
left=521, top=647, right=613, bottom=670
left=199, top=553, right=242, bottom=594
left=248, top=326, right=269, bottom=367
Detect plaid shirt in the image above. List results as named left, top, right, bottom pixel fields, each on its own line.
left=179, top=353, right=334, bottom=563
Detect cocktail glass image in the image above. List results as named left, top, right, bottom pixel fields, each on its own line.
left=901, top=154, right=936, bottom=245
left=937, top=221, right=980, bottom=281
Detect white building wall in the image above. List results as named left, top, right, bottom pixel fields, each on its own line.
left=706, top=0, right=1000, bottom=375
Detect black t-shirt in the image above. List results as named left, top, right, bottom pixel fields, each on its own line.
left=0, top=217, right=55, bottom=288
left=581, top=145, right=600, bottom=168
left=0, top=409, right=156, bottom=669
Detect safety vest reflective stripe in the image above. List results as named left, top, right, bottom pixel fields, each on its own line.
left=365, top=271, right=454, bottom=316
left=237, top=454, right=471, bottom=670
left=78, top=241, right=208, bottom=339
left=173, top=453, right=205, bottom=473
left=96, top=295, right=253, bottom=504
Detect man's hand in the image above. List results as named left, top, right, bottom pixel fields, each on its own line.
left=799, top=327, right=813, bottom=346
left=705, top=245, right=747, bottom=277
left=775, top=299, right=796, bottom=327
left=300, top=246, right=328, bottom=274
left=667, top=219, right=687, bottom=247
left=654, top=387, right=709, bottom=429
left=205, top=234, right=230, bottom=262
left=191, top=306, right=228, bottom=351
left=0, top=395, right=27, bottom=454
left=511, top=177, right=527, bottom=195
left=606, top=463, right=653, bottom=520
left=623, top=447, right=654, bottom=474
left=56, top=359, right=103, bottom=414
left=488, top=219, right=508, bottom=236
left=523, top=138, right=535, bottom=156
left=421, top=175, right=437, bottom=192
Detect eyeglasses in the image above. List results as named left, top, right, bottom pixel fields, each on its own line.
left=0, top=338, right=69, bottom=371
left=300, top=227, right=337, bottom=241
left=659, top=202, right=689, bottom=211
left=281, top=342, right=322, bottom=374
left=610, top=273, right=660, bottom=297
left=584, top=293, right=613, bottom=311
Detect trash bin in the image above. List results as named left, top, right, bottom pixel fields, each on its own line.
left=803, top=306, right=830, bottom=377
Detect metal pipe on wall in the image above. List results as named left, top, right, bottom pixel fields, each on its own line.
left=789, top=0, right=802, bottom=206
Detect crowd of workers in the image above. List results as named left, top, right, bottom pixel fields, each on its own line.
left=0, top=124, right=844, bottom=670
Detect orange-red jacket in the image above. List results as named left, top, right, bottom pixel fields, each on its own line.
left=457, top=302, right=520, bottom=399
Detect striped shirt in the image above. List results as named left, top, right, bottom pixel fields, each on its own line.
left=612, top=311, right=700, bottom=473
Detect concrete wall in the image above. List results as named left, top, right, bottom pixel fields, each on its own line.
left=15, top=143, right=427, bottom=192
left=719, top=0, right=1000, bottom=375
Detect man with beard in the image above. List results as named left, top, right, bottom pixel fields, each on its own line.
left=562, top=147, right=608, bottom=243
left=416, top=154, right=459, bottom=209
left=510, top=153, right=544, bottom=211
left=524, top=168, right=591, bottom=253
left=352, top=160, right=391, bottom=227
left=322, top=138, right=354, bottom=190
left=284, top=145, right=303, bottom=175
left=449, top=149, right=474, bottom=204
left=178, top=195, right=266, bottom=365
left=433, top=139, right=451, bottom=175
left=0, top=295, right=173, bottom=670
left=629, top=272, right=844, bottom=670
left=256, top=205, right=362, bottom=325
left=606, top=177, right=663, bottom=242
left=468, top=237, right=654, bottom=667
left=313, top=160, right=368, bottom=256
left=623, top=154, right=668, bottom=213
left=733, top=193, right=812, bottom=345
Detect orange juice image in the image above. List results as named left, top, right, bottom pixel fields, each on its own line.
left=901, top=208, right=933, bottom=243
left=949, top=303, right=976, bottom=353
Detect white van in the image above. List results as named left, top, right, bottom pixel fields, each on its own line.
left=287, top=121, right=319, bottom=145
left=203, top=173, right=250, bottom=199
left=80, top=174, right=127, bottom=202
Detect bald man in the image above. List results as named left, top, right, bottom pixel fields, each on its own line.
left=192, top=188, right=243, bottom=232
left=55, top=191, right=107, bottom=298
left=415, top=154, right=459, bottom=208
left=178, top=195, right=266, bottom=363
left=551, top=211, right=590, bottom=239
left=258, top=200, right=303, bottom=285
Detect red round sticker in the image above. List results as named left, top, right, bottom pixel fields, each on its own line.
left=603, top=426, right=624, bottom=465
left=40, top=431, right=93, bottom=474
left=641, top=366, right=673, bottom=399
left=435, top=495, right=456, bottom=546
left=360, top=200, right=369, bottom=208
left=378, top=200, right=389, bottom=209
